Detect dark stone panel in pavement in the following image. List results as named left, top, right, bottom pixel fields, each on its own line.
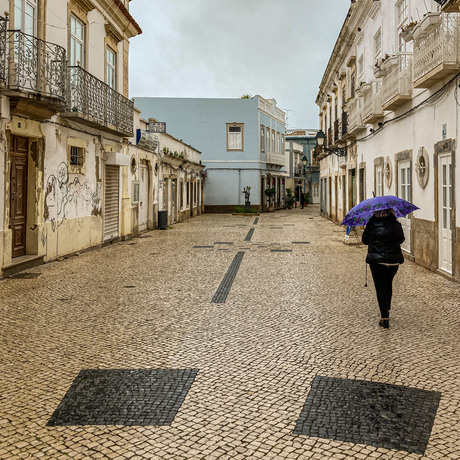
left=244, top=228, right=255, bottom=241
left=294, top=376, right=441, bottom=455
left=47, top=369, right=199, bottom=427
left=271, top=249, right=293, bottom=253
left=211, top=251, right=245, bottom=303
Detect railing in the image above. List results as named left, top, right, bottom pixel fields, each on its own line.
left=0, top=28, right=66, bottom=101
left=341, top=112, right=348, bottom=136
left=266, top=151, right=285, bottom=166
left=346, top=98, right=358, bottom=131
left=68, top=66, right=134, bottom=136
left=362, top=81, right=383, bottom=123
left=258, top=98, right=285, bottom=123
left=413, top=13, right=460, bottom=83
left=334, top=119, right=340, bottom=143
left=382, top=53, right=412, bottom=108
left=0, top=18, right=7, bottom=83
left=294, top=166, right=304, bottom=177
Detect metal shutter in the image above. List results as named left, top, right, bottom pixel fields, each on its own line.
left=104, top=165, right=119, bottom=240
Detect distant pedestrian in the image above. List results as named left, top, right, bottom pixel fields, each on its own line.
left=361, top=209, right=405, bottom=329
left=300, top=190, right=305, bottom=209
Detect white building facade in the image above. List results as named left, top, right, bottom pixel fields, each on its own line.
left=316, top=0, right=460, bottom=281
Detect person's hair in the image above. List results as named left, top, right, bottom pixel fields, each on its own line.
left=373, top=209, right=395, bottom=218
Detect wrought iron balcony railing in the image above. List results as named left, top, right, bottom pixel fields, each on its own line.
left=0, top=18, right=6, bottom=84
left=382, top=53, right=412, bottom=110
left=341, top=112, right=348, bottom=136
left=66, top=66, right=134, bottom=137
left=413, top=13, right=460, bottom=88
left=0, top=26, right=66, bottom=103
left=333, top=119, right=340, bottom=143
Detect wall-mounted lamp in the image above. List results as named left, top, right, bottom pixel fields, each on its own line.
left=315, top=130, right=347, bottom=157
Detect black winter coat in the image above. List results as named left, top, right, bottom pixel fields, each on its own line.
left=361, top=215, right=405, bottom=264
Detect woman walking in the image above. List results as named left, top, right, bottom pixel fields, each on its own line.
left=361, top=209, right=405, bottom=329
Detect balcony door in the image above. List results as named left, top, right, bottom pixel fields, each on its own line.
left=438, top=154, right=453, bottom=274
left=13, top=0, right=37, bottom=90
left=398, top=160, right=412, bottom=253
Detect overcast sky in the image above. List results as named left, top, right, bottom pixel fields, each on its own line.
left=129, top=0, right=350, bottom=130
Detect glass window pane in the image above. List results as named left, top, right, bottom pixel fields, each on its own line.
left=25, top=3, right=35, bottom=35
left=14, top=0, right=22, bottom=30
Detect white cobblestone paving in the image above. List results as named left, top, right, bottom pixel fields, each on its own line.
left=1, top=206, right=460, bottom=459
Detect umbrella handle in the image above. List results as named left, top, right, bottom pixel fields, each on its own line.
left=365, top=263, right=368, bottom=287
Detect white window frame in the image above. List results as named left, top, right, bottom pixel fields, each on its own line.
left=375, top=164, right=383, bottom=196
left=260, top=125, right=265, bottom=152
left=14, top=0, right=37, bottom=35
left=70, top=14, right=85, bottom=67
left=226, top=123, right=244, bottom=151
left=374, top=29, right=382, bottom=63
left=106, top=45, right=117, bottom=89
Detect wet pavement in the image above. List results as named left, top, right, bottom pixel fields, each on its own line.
left=1, top=206, right=460, bottom=459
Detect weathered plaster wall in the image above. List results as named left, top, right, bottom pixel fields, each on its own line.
left=412, top=217, right=437, bottom=270
left=41, top=124, right=102, bottom=260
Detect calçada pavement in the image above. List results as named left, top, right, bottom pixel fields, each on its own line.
left=1, top=206, right=459, bottom=459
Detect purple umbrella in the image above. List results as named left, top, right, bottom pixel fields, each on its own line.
left=341, top=195, right=419, bottom=227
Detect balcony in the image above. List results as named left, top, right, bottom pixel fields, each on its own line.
left=382, top=53, right=412, bottom=111
left=362, top=81, right=384, bottom=124
left=294, top=165, right=304, bottom=177
left=333, top=119, right=340, bottom=143
left=341, top=112, right=348, bottom=137
left=0, top=24, right=66, bottom=119
left=413, top=13, right=460, bottom=88
left=61, top=66, right=134, bottom=137
left=327, top=127, right=332, bottom=146
left=434, top=0, right=460, bottom=13
left=266, top=151, right=285, bottom=167
left=346, top=98, right=366, bottom=135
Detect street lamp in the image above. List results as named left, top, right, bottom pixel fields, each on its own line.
left=315, top=130, right=347, bottom=157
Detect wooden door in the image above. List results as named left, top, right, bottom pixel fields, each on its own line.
left=10, top=136, right=28, bottom=258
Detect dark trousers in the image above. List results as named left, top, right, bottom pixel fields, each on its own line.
left=369, top=263, right=399, bottom=319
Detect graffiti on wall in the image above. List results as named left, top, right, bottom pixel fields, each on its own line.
left=44, top=162, right=101, bottom=231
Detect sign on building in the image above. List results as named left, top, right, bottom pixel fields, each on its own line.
left=148, top=122, right=166, bottom=133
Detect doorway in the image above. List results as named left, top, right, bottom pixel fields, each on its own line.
left=10, top=136, right=29, bottom=258
left=139, top=162, right=149, bottom=232
left=397, top=160, right=412, bottom=253
left=438, top=154, right=452, bottom=273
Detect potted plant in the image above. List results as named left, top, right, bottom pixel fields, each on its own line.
left=420, top=11, right=441, bottom=33
left=400, top=21, right=418, bottom=41
left=285, top=188, right=295, bottom=209
left=374, top=60, right=386, bottom=78
left=303, top=191, right=311, bottom=206
left=265, top=187, right=276, bottom=212
left=381, top=54, right=398, bottom=70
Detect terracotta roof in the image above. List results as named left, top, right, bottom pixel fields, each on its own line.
left=114, top=0, right=142, bottom=35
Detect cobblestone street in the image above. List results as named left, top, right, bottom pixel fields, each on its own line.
left=1, top=206, right=460, bottom=459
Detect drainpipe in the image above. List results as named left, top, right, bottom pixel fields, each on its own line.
left=238, top=168, right=241, bottom=206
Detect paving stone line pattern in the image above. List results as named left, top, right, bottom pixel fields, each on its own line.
left=294, top=376, right=441, bottom=455
left=1, top=206, right=460, bottom=459
left=244, top=228, right=255, bottom=241
left=211, top=251, right=245, bottom=304
left=47, top=369, right=199, bottom=427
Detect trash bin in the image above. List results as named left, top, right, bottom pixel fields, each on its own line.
left=158, top=210, right=168, bottom=230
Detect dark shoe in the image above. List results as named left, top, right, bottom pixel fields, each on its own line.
left=379, top=319, right=389, bottom=329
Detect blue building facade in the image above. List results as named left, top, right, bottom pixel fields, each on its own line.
left=134, top=96, right=286, bottom=212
